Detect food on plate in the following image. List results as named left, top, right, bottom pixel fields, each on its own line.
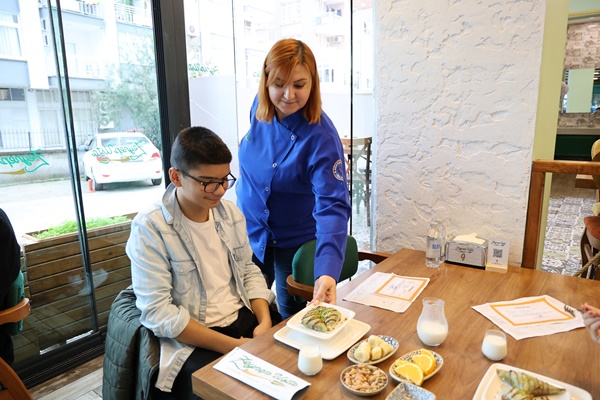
left=341, top=364, right=387, bottom=394
left=371, top=346, right=383, bottom=360
left=391, top=349, right=438, bottom=385
left=411, top=353, right=435, bottom=375
left=500, top=387, right=534, bottom=400
left=353, top=335, right=396, bottom=362
left=496, top=369, right=566, bottom=397
left=392, top=361, right=424, bottom=386
left=355, top=341, right=372, bottom=362
left=300, top=305, right=343, bottom=332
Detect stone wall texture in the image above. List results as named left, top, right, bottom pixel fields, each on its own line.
left=374, top=0, right=546, bottom=266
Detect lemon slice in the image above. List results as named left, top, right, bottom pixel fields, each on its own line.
left=394, top=362, right=424, bottom=386
left=392, top=359, right=411, bottom=368
left=412, top=354, right=435, bottom=375
left=419, top=348, right=436, bottom=362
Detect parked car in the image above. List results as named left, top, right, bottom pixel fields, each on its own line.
left=80, top=132, right=163, bottom=191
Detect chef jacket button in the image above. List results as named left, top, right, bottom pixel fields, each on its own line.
left=264, top=209, right=268, bottom=214
left=260, top=245, right=265, bottom=250
left=290, top=135, right=296, bottom=140
left=272, top=240, right=277, bottom=244
left=265, top=187, right=269, bottom=192
left=272, top=162, right=277, bottom=168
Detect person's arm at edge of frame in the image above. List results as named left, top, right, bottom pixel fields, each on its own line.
left=309, top=127, right=352, bottom=306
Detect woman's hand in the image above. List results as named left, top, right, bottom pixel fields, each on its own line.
left=581, top=303, right=600, bottom=344
left=311, top=275, right=337, bottom=305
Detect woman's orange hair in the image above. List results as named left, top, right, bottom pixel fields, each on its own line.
left=256, top=39, right=322, bottom=124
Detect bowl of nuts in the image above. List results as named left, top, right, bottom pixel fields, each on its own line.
left=340, top=363, right=388, bottom=397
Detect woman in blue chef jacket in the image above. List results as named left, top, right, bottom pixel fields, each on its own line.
left=236, top=38, right=352, bottom=319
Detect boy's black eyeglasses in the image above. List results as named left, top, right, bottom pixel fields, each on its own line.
left=178, top=170, right=237, bottom=193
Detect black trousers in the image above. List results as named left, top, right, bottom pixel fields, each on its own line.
left=153, top=305, right=282, bottom=400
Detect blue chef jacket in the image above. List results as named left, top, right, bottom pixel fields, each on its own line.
left=236, top=97, right=352, bottom=281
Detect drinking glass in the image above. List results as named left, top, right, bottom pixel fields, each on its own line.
left=298, top=344, right=322, bottom=376
left=481, top=330, right=507, bottom=361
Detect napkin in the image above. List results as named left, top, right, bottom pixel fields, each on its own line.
left=453, top=232, right=486, bottom=245
left=213, top=347, right=310, bottom=400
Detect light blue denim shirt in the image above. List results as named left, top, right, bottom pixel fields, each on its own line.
left=126, top=183, right=275, bottom=392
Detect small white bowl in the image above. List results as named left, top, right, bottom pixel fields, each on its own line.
left=340, top=364, right=388, bottom=397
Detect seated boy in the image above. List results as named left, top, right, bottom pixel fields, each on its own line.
left=127, top=126, right=280, bottom=399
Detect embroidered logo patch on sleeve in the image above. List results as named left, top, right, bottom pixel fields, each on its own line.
left=333, top=159, right=345, bottom=181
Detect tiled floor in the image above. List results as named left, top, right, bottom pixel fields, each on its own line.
left=27, top=175, right=591, bottom=398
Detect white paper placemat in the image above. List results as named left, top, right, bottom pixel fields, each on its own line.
left=343, top=272, right=429, bottom=312
left=213, top=347, right=310, bottom=400
left=472, top=295, right=584, bottom=340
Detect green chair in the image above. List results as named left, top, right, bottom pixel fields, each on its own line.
left=4, top=271, right=25, bottom=337
left=286, top=235, right=391, bottom=302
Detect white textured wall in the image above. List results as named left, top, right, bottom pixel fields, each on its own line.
left=374, top=0, right=546, bottom=266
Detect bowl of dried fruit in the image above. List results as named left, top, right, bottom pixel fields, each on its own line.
left=340, top=363, right=388, bottom=397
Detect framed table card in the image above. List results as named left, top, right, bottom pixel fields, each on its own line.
left=487, top=239, right=509, bottom=267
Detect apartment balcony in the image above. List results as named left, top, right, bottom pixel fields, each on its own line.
left=114, top=3, right=152, bottom=27
left=314, top=12, right=345, bottom=36
left=59, top=0, right=103, bottom=18
left=45, top=53, right=105, bottom=80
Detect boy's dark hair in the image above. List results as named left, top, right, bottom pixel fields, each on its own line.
left=170, top=126, right=232, bottom=171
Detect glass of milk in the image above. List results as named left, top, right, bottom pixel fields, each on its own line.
left=298, top=344, right=322, bottom=376
left=416, top=297, right=448, bottom=346
left=482, top=330, right=507, bottom=361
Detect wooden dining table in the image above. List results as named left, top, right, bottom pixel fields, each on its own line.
left=192, top=248, right=600, bottom=399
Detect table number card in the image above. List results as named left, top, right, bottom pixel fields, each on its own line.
left=487, top=238, right=509, bottom=267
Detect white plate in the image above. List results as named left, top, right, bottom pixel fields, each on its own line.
left=389, top=349, right=444, bottom=384
left=472, top=363, right=592, bottom=400
left=286, top=303, right=355, bottom=340
left=347, top=335, right=399, bottom=364
left=274, top=318, right=371, bottom=360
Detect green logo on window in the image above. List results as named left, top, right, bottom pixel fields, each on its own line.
left=0, top=149, right=49, bottom=174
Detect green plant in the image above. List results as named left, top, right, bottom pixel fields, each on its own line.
left=32, top=216, right=131, bottom=239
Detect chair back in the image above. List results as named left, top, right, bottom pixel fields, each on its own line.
left=291, top=235, right=359, bottom=286
left=4, top=271, right=25, bottom=337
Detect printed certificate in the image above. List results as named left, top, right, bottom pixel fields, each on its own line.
left=489, top=297, right=573, bottom=326
left=373, top=275, right=429, bottom=302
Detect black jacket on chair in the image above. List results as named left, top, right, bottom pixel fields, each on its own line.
left=103, top=287, right=160, bottom=400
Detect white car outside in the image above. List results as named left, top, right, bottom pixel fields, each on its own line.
left=81, top=132, right=163, bottom=191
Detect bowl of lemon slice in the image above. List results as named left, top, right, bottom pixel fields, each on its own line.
left=389, top=348, right=443, bottom=386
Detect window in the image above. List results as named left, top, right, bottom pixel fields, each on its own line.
left=281, top=0, right=301, bottom=24
left=0, top=11, right=21, bottom=57
left=0, top=88, right=25, bottom=101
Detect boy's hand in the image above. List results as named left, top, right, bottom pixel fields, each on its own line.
left=253, top=320, right=272, bottom=337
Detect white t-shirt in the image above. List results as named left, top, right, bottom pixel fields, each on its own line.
left=184, top=210, right=243, bottom=327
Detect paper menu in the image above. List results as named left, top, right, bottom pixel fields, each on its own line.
left=213, top=347, right=310, bottom=400
left=373, top=274, right=429, bottom=302
left=489, top=296, right=572, bottom=327
left=472, top=295, right=584, bottom=340
left=343, top=272, right=429, bottom=313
